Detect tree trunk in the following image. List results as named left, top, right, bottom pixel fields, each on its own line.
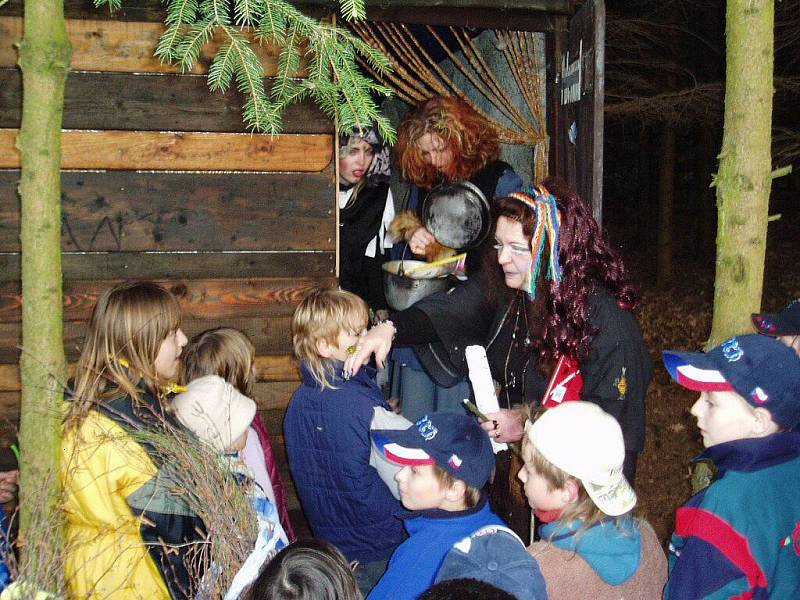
left=17, top=0, right=70, bottom=584
left=709, top=0, right=774, bottom=345
left=656, top=123, right=675, bottom=287
left=636, top=125, right=651, bottom=247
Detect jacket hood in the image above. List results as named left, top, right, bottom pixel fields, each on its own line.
left=540, top=517, right=641, bottom=585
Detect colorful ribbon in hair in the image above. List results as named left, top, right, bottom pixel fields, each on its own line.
left=506, top=186, right=562, bottom=300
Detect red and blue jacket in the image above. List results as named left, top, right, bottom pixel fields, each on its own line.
left=666, top=432, right=800, bottom=599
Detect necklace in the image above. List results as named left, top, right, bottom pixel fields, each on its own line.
left=502, top=292, right=533, bottom=409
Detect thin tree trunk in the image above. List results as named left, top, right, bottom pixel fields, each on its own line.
left=656, top=124, right=675, bottom=287
left=709, top=0, right=774, bottom=345
left=17, top=0, right=70, bottom=583
left=637, top=125, right=650, bottom=247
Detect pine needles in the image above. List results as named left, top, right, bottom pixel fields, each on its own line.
left=95, top=0, right=396, bottom=141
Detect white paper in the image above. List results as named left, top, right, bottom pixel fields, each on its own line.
left=465, top=345, right=507, bottom=453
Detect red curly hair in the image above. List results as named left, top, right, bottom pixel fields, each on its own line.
left=395, top=95, right=500, bottom=189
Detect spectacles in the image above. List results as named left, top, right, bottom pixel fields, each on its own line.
left=492, top=241, right=530, bottom=257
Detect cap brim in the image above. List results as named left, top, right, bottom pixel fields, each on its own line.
left=662, top=351, right=734, bottom=392
left=371, top=431, right=435, bottom=466
left=751, top=312, right=780, bottom=336
left=583, top=476, right=637, bottom=517
left=752, top=312, right=800, bottom=336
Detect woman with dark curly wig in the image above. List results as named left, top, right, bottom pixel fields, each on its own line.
left=388, top=95, right=522, bottom=422
left=346, top=179, right=651, bottom=542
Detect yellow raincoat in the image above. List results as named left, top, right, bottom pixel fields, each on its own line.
left=62, top=392, right=200, bottom=599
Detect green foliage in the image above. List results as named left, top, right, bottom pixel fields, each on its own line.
left=97, top=0, right=395, bottom=142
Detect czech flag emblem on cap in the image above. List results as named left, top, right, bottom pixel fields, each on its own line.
left=751, top=387, right=768, bottom=405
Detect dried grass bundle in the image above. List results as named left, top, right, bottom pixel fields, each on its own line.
left=2, top=410, right=259, bottom=600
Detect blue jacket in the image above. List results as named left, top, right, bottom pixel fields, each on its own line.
left=0, top=507, right=10, bottom=592
left=666, top=432, right=800, bottom=600
left=284, top=361, right=406, bottom=562
left=368, top=497, right=504, bottom=600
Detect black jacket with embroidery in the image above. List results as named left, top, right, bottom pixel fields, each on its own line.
left=394, top=278, right=651, bottom=457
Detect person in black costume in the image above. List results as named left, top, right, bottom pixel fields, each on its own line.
left=346, top=181, right=651, bottom=543
left=388, top=95, right=522, bottom=422
left=338, top=124, right=394, bottom=319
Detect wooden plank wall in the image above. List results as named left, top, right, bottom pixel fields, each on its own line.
left=0, top=1, right=337, bottom=516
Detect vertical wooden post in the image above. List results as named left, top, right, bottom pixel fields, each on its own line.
left=709, top=0, right=774, bottom=345
left=17, top=0, right=70, bottom=579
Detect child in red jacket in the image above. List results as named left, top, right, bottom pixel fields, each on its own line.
left=181, top=327, right=296, bottom=542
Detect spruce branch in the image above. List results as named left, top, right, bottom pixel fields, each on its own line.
left=156, top=24, right=185, bottom=63
left=176, top=18, right=216, bottom=73
left=207, top=44, right=235, bottom=91
left=272, top=22, right=302, bottom=101
left=338, top=0, right=365, bottom=22
left=94, top=0, right=122, bottom=12
left=165, top=0, right=200, bottom=26
left=234, top=0, right=263, bottom=27
left=96, top=0, right=395, bottom=140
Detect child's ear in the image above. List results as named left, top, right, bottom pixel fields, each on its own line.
left=752, top=407, right=780, bottom=437
left=444, top=478, right=467, bottom=503
left=562, top=478, right=580, bottom=505
left=315, top=338, right=333, bottom=359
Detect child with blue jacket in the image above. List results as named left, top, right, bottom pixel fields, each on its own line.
left=284, top=289, right=406, bottom=597
left=367, top=412, right=507, bottom=600
left=663, top=334, right=800, bottom=599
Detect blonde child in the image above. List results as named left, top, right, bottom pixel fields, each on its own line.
left=180, top=328, right=296, bottom=541
left=284, top=288, right=405, bottom=596
left=520, top=402, right=667, bottom=599
left=62, top=281, right=202, bottom=599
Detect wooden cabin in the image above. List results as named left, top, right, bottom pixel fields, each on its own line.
left=0, top=0, right=604, bottom=531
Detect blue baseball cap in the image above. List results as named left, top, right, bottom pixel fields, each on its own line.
left=663, top=334, right=800, bottom=429
left=371, top=412, right=494, bottom=489
left=435, top=525, right=547, bottom=600
left=752, top=299, right=800, bottom=337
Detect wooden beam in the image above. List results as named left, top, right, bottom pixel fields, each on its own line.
left=253, top=381, right=301, bottom=411
left=0, top=353, right=300, bottom=391
left=0, top=16, right=303, bottom=75
left=0, top=169, right=335, bottom=253
left=297, top=0, right=573, bottom=13
left=0, top=277, right=336, bottom=323
left=0, top=69, right=333, bottom=134
left=0, top=129, right=333, bottom=171
left=0, top=251, right=337, bottom=281
left=362, top=6, right=567, bottom=31
left=2, top=0, right=331, bottom=24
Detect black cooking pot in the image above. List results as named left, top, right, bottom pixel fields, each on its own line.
left=421, top=181, right=491, bottom=251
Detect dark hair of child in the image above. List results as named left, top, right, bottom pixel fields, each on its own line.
left=419, top=578, right=518, bottom=600
left=245, top=539, right=361, bottom=600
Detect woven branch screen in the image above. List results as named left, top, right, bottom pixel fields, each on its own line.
left=350, top=22, right=549, bottom=180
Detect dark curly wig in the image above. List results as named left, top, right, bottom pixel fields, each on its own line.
left=485, top=178, right=639, bottom=367
left=395, top=95, right=500, bottom=189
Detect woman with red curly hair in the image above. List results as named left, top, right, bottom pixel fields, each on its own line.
left=388, top=96, right=522, bottom=423
left=347, top=179, right=651, bottom=542
left=393, top=95, right=521, bottom=269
